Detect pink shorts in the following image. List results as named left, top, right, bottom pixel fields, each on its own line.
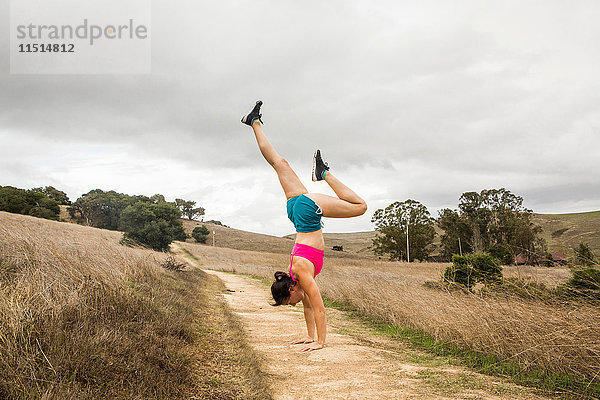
left=289, top=243, right=324, bottom=282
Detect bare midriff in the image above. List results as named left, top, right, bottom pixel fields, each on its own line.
left=295, top=230, right=325, bottom=251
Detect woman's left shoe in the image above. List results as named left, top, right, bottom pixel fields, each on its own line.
left=241, top=100, right=264, bottom=126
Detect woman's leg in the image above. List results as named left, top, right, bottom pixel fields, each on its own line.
left=306, top=173, right=367, bottom=218
left=251, top=121, right=308, bottom=200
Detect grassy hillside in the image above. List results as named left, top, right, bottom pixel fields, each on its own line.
left=533, top=211, right=600, bottom=257
left=64, top=205, right=600, bottom=261
left=322, top=231, right=378, bottom=256
left=181, top=219, right=295, bottom=254
left=0, top=211, right=271, bottom=399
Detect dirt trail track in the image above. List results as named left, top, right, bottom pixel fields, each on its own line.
left=199, top=267, right=549, bottom=400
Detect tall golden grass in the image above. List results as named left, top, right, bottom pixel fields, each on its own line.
left=0, top=212, right=270, bottom=399
left=180, top=241, right=600, bottom=385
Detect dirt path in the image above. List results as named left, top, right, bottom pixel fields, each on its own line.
left=197, top=267, right=550, bottom=400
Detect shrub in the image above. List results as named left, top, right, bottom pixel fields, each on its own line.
left=558, top=267, right=600, bottom=301
left=568, top=267, right=600, bottom=291
left=575, top=242, right=596, bottom=266
left=192, top=226, right=210, bottom=243
left=161, top=256, right=187, bottom=271
left=542, top=252, right=555, bottom=268
left=444, top=254, right=477, bottom=289
left=444, top=252, right=502, bottom=289
left=471, top=252, right=503, bottom=284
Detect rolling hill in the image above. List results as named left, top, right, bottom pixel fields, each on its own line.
left=179, top=218, right=378, bottom=259
left=533, top=211, right=600, bottom=257
left=59, top=206, right=599, bottom=261
left=180, top=212, right=600, bottom=261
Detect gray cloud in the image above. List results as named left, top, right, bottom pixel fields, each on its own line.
left=1, top=0, right=599, bottom=235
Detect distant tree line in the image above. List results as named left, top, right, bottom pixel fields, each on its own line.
left=371, top=188, right=546, bottom=264
left=0, top=185, right=69, bottom=221
left=372, top=189, right=600, bottom=298
left=0, top=185, right=207, bottom=252
left=68, top=189, right=205, bottom=251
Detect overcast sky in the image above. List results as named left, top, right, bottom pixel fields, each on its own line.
left=2, top=0, right=600, bottom=236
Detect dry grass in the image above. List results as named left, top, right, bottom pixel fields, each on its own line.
left=190, top=270, right=273, bottom=400
left=0, top=211, right=271, bottom=399
left=502, top=265, right=571, bottom=288
left=180, top=241, right=600, bottom=390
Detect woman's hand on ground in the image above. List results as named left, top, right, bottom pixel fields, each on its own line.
left=291, top=337, right=314, bottom=345
left=299, top=342, right=324, bottom=352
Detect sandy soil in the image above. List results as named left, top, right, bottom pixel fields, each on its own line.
left=199, top=268, right=551, bottom=400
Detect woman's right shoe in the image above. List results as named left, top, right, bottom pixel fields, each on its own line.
left=312, top=150, right=330, bottom=181
left=241, top=100, right=264, bottom=125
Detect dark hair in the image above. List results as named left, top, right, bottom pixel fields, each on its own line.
left=271, top=271, right=294, bottom=306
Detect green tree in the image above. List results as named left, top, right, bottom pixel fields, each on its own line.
left=119, top=201, right=186, bottom=251
left=438, top=188, right=544, bottom=263
left=26, top=190, right=60, bottom=220
left=371, top=199, right=435, bottom=261
left=444, top=254, right=477, bottom=289
left=457, top=191, right=487, bottom=252
left=575, top=242, right=595, bottom=266
left=31, top=186, right=71, bottom=205
left=192, top=225, right=210, bottom=243
left=68, top=190, right=193, bottom=241
left=68, top=190, right=134, bottom=229
left=438, top=208, right=473, bottom=260
left=150, top=194, right=166, bottom=203
left=150, top=202, right=187, bottom=241
left=0, top=186, right=60, bottom=220
left=175, top=198, right=205, bottom=220
left=0, top=186, right=29, bottom=214
left=487, top=244, right=514, bottom=265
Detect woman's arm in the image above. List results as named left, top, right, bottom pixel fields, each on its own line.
left=291, top=295, right=316, bottom=344
left=295, top=269, right=327, bottom=352
left=302, top=294, right=316, bottom=339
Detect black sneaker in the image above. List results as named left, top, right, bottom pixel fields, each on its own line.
left=312, top=150, right=330, bottom=181
left=241, top=100, right=264, bottom=126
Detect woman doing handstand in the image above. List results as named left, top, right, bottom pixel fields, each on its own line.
left=241, top=101, right=367, bottom=352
